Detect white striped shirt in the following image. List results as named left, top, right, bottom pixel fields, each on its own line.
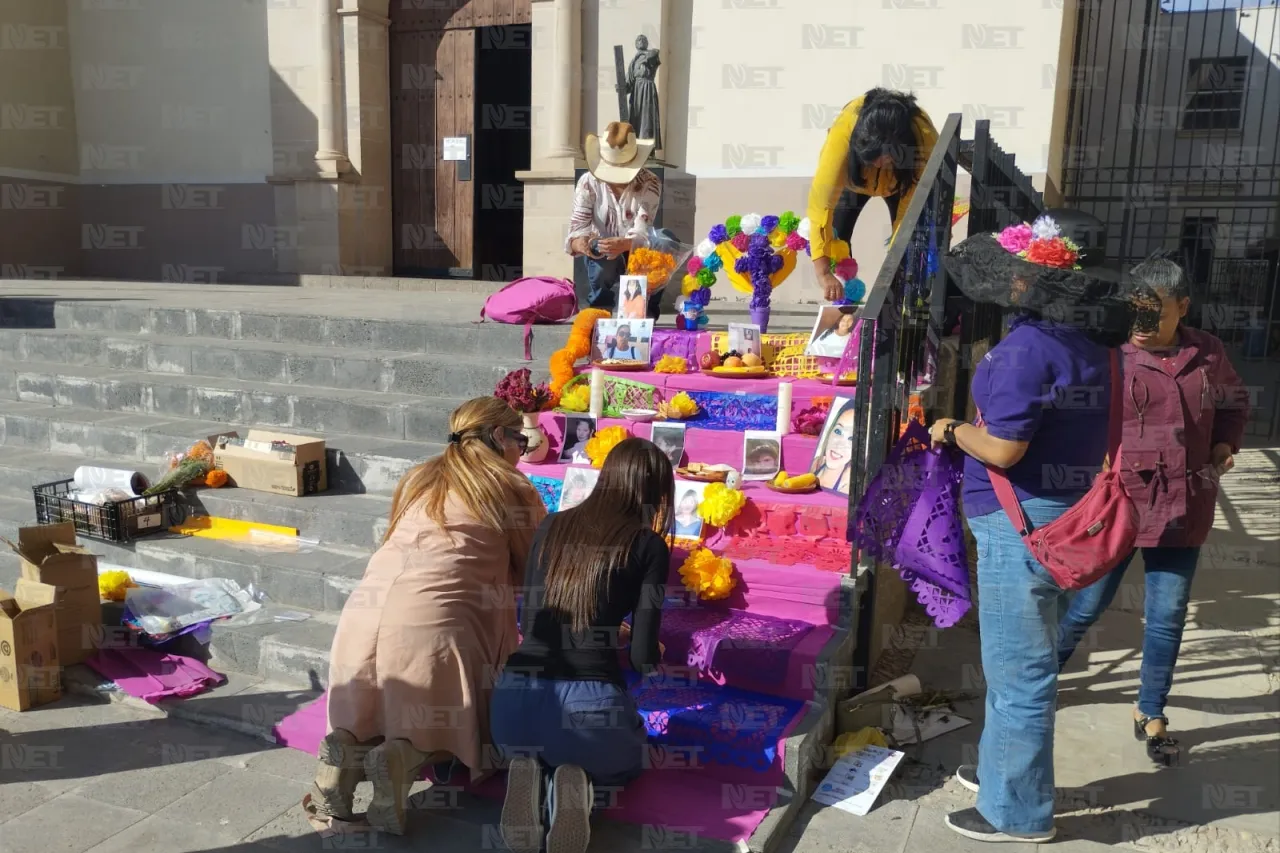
left=565, top=169, right=662, bottom=253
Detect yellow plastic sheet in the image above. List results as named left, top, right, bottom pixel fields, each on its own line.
left=832, top=727, right=888, bottom=759
left=170, top=516, right=298, bottom=541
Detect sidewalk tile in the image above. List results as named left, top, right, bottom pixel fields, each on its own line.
left=0, top=794, right=146, bottom=853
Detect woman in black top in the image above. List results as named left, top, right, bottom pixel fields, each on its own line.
left=491, top=438, right=674, bottom=853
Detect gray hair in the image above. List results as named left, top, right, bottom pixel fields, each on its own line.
left=1130, top=257, right=1190, bottom=300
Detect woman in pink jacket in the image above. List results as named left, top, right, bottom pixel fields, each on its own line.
left=1058, top=258, right=1251, bottom=766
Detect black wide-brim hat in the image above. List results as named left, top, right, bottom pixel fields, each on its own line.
left=946, top=208, right=1144, bottom=347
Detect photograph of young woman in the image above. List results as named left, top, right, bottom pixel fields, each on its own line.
left=673, top=486, right=704, bottom=539
left=619, top=277, right=648, bottom=320
left=810, top=398, right=855, bottom=494
left=743, top=431, right=782, bottom=480
left=806, top=306, right=858, bottom=359
left=559, top=416, right=596, bottom=464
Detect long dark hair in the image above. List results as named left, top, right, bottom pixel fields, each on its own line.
left=849, top=88, right=921, bottom=195
left=540, top=438, right=675, bottom=633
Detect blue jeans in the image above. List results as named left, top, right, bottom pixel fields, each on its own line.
left=490, top=670, right=648, bottom=811
left=584, top=254, right=662, bottom=320
left=969, top=498, right=1074, bottom=834
left=1057, top=546, right=1200, bottom=719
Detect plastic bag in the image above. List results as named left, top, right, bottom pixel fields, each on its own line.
left=629, top=227, right=695, bottom=295
left=146, top=440, right=214, bottom=495
left=124, top=578, right=255, bottom=637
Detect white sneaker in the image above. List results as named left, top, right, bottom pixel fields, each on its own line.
left=956, top=764, right=980, bottom=794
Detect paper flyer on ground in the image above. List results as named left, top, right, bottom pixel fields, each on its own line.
left=811, top=745, right=905, bottom=817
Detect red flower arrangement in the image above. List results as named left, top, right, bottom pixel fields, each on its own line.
left=1024, top=238, right=1078, bottom=269
left=494, top=368, right=552, bottom=414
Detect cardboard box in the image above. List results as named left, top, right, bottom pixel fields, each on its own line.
left=9, top=524, right=101, bottom=667
left=211, top=430, right=327, bottom=497
left=0, top=579, right=63, bottom=712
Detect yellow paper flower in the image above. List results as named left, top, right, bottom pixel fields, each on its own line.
left=678, top=548, right=737, bottom=601
left=828, top=239, right=851, bottom=263
left=654, top=355, right=689, bottom=375
left=681, top=274, right=700, bottom=297
left=584, top=425, right=631, bottom=469
left=697, top=482, right=748, bottom=527
left=768, top=229, right=788, bottom=249
left=560, top=384, right=590, bottom=412
left=669, top=392, right=698, bottom=418
left=99, top=569, right=136, bottom=602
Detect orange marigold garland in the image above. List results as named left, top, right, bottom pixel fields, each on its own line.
left=204, top=469, right=229, bottom=488
left=627, top=248, right=677, bottom=293
left=549, top=308, right=610, bottom=398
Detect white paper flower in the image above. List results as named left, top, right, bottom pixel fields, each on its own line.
left=1031, top=215, right=1060, bottom=241
left=740, top=213, right=763, bottom=235
left=695, top=238, right=717, bottom=260
left=797, top=218, right=812, bottom=240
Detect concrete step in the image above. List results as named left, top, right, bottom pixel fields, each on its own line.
left=0, top=297, right=574, bottom=361
left=4, top=359, right=466, bottom=442
left=0, top=399, right=433, bottom=495
left=0, top=493, right=370, bottom=616
left=0, top=327, right=549, bottom=400
left=0, top=446, right=390, bottom=552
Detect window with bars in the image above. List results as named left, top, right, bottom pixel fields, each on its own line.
left=1181, top=56, right=1249, bottom=131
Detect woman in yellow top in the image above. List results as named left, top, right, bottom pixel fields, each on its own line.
left=806, top=88, right=938, bottom=301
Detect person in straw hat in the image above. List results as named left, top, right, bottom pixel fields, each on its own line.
left=566, top=121, right=662, bottom=318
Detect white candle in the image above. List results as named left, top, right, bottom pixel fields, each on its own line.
left=776, top=381, right=793, bottom=435
left=589, top=367, right=605, bottom=418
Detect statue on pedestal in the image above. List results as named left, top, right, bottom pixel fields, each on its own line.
left=621, top=35, right=661, bottom=149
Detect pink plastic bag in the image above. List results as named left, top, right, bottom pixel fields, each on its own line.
left=480, top=276, right=578, bottom=358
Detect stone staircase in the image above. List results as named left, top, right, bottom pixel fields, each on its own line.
left=0, top=288, right=849, bottom=852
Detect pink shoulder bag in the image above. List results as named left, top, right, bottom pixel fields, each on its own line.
left=985, top=349, right=1138, bottom=590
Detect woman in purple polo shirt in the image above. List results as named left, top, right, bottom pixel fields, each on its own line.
left=1058, top=258, right=1250, bottom=766
left=927, top=210, right=1139, bottom=844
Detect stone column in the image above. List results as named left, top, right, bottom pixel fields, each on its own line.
left=547, top=0, right=582, bottom=159
left=315, top=0, right=351, bottom=176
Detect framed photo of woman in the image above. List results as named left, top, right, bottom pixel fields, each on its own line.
left=559, top=415, right=597, bottom=464
left=618, top=275, right=649, bottom=320
left=559, top=467, right=601, bottom=511
left=650, top=421, right=686, bottom=468
left=805, top=305, right=859, bottom=359
left=672, top=481, right=707, bottom=542
left=809, top=397, right=856, bottom=495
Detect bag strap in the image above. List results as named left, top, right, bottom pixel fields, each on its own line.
left=984, top=348, right=1124, bottom=537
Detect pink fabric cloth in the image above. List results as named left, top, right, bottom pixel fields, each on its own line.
left=85, top=648, right=225, bottom=704
left=273, top=693, right=781, bottom=843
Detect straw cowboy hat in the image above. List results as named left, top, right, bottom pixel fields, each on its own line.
left=585, top=121, right=655, bottom=185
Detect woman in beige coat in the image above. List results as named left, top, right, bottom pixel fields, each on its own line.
left=303, top=396, right=546, bottom=836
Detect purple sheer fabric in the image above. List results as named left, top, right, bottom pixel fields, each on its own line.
left=850, top=420, right=972, bottom=627
left=659, top=606, right=814, bottom=686
left=650, top=330, right=701, bottom=365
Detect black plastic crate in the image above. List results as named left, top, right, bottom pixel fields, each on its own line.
left=32, top=479, right=182, bottom=543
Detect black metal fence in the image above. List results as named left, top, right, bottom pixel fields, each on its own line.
left=1061, top=0, right=1280, bottom=362
left=844, top=113, right=962, bottom=689
left=951, top=120, right=1048, bottom=418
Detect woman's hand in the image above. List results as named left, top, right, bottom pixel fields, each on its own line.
left=929, top=419, right=960, bottom=449
left=599, top=236, right=632, bottom=258
left=814, top=258, right=844, bottom=302
left=569, top=236, right=595, bottom=257
left=1211, top=442, right=1235, bottom=476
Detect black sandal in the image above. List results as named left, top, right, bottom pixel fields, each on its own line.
left=1133, top=714, right=1180, bottom=766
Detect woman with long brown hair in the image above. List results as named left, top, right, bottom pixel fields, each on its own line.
left=490, top=438, right=675, bottom=853
left=303, top=397, right=546, bottom=837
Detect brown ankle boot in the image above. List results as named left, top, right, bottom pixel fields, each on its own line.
left=308, top=729, right=374, bottom=822
left=363, top=739, right=434, bottom=835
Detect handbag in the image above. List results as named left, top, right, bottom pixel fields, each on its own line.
left=479, top=276, right=578, bottom=359
left=985, top=349, right=1138, bottom=590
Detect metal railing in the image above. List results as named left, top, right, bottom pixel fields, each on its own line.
left=843, top=113, right=962, bottom=689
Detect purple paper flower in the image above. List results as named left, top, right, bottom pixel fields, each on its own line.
left=709, top=224, right=729, bottom=244
left=761, top=215, right=780, bottom=233
left=689, top=286, right=711, bottom=308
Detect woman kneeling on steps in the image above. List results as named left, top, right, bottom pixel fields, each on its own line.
left=490, top=437, right=674, bottom=853
left=303, top=396, right=546, bottom=837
